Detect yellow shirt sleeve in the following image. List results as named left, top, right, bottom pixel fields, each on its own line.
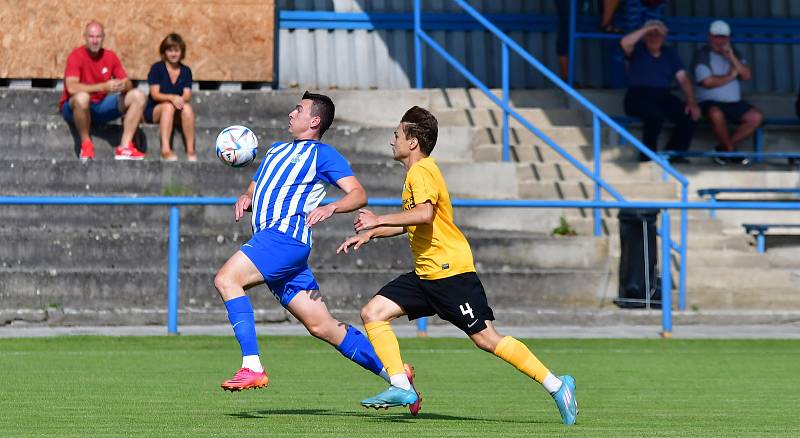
left=406, top=164, right=439, bottom=207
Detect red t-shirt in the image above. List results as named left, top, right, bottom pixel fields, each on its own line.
left=58, top=46, right=127, bottom=111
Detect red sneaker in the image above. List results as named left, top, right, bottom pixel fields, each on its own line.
left=220, top=367, right=269, bottom=392
left=79, top=139, right=95, bottom=162
left=404, top=363, right=422, bottom=416
left=114, top=141, right=145, bottom=160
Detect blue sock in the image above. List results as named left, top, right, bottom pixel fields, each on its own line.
left=337, top=325, right=384, bottom=376
left=225, top=296, right=259, bottom=357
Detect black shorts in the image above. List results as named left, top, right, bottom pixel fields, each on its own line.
left=700, top=100, right=754, bottom=124
left=377, top=271, right=495, bottom=335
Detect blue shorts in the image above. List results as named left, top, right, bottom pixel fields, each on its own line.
left=61, top=94, right=122, bottom=125
left=240, top=228, right=319, bottom=307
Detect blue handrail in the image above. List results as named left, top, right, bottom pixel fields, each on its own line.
left=413, top=0, right=689, bottom=310
left=6, top=195, right=800, bottom=337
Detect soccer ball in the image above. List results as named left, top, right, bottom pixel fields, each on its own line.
left=215, top=125, right=259, bottom=167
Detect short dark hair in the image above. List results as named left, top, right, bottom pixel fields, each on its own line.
left=159, top=33, right=186, bottom=62
left=400, top=106, right=438, bottom=156
left=302, top=91, right=335, bottom=138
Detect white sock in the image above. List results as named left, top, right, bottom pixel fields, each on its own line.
left=389, top=373, right=411, bottom=391
left=242, top=355, right=263, bottom=373
left=542, top=372, right=563, bottom=394
left=378, top=368, right=390, bottom=383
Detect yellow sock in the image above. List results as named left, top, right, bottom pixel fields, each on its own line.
left=364, top=321, right=404, bottom=376
left=493, top=336, right=550, bottom=384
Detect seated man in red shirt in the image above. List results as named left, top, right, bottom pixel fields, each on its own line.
left=58, top=21, right=146, bottom=161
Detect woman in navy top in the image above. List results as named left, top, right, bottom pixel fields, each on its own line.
left=621, top=20, right=700, bottom=163
left=146, top=33, right=196, bottom=161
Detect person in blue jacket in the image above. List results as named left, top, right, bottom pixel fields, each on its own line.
left=145, top=33, right=196, bottom=161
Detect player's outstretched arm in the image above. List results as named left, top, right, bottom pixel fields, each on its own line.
left=336, top=225, right=405, bottom=254
left=234, top=182, right=256, bottom=222
left=307, top=176, right=367, bottom=227
left=354, top=202, right=433, bottom=233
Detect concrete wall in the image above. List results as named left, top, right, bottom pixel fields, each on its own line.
left=0, top=0, right=275, bottom=82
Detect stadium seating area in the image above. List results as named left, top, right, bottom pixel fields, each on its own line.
left=2, top=84, right=800, bottom=327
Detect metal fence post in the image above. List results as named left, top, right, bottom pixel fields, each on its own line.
left=568, top=0, right=577, bottom=86
left=593, top=114, right=602, bottom=236
left=502, top=42, right=510, bottom=162
left=679, top=185, right=688, bottom=311
left=167, top=205, right=180, bottom=335
left=414, top=0, right=423, bottom=89
left=661, top=209, right=672, bottom=337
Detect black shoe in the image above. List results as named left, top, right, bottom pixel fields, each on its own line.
left=668, top=156, right=690, bottom=165
left=638, top=152, right=651, bottom=162
left=713, top=146, right=731, bottom=165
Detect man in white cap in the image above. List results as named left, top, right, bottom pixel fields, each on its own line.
left=692, top=20, right=763, bottom=164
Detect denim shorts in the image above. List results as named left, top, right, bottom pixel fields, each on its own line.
left=61, top=93, right=122, bottom=125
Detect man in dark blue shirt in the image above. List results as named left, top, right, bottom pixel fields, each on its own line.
left=621, top=20, right=700, bottom=163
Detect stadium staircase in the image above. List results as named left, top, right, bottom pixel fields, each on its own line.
left=1, top=87, right=799, bottom=327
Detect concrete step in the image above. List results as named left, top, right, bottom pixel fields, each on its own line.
left=0, top=267, right=608, bottom=315
left=567, top=216, right=723, bottom=236
left=683, top=251, right=771, bottom=269
left=685, top=267, right=800, bottom=290
left=0, top=158, right=519, bottom=200
left=685, top=169, right=800, bottom=192
left=0, top=121, right=398, bottom=161
left=515, top=162, right=664, bottom=183
left=522, top=182, right=676, bottom=201
left=684, top=234, right=753, bottom=251
left=686, top=286, right=800, bottom=310
left=0, top=198, right=566, bottom=235
left=430, top=88, right=568, bottom=110
left=473, top=126, right=598, bottom=148
left=435, top=107, right=583, bottom=128
left=0, top=89, right=300, bottom=125
left=0, top=88, right=569, bottom=128
left=0, top=227, right=608, bottom=271
left=518, top=180, right=678, bottom=200
left=474, top=142, right=638, bottom=164
left=0, top=159, right=410, bottom=198
left=0, top=116, right=481, bottom=164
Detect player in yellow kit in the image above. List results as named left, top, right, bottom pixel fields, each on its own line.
left=337, top=106, right=577, bottom=425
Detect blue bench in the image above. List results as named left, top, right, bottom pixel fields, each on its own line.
left=612, top=116, right=800, bottom=165
left=697, top=188, right=800, bottom=219
left=697, top=188, right=800, bottom=253
left=742, top=223, right=800, bottom=253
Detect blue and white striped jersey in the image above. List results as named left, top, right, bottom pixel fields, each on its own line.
left=250, top=139, right=354, bottom=245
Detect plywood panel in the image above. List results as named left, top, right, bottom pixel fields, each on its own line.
left=0, top=0, right=275, bottom=82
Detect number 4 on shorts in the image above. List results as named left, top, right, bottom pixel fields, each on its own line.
left=459, top=302, right=474, bottom=319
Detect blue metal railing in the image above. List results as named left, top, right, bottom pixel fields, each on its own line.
left=412, top=0, right=690, bottom=309
left=6, top=196, right=800, bottom=337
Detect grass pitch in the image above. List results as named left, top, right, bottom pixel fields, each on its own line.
left=1, top=336, right=798, bottom=437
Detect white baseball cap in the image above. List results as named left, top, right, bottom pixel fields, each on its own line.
left=709, top=20, right=731, bottom=36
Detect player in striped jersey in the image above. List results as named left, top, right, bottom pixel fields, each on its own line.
left=214, top=92, right=417, bottom=406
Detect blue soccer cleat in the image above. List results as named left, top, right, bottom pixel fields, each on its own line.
left=552, top=375, right=578, bottom=425
left=361, top=385, right=419, bottom=410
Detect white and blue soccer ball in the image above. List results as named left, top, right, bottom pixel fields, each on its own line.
left=215, top=125, right=258, bottom=167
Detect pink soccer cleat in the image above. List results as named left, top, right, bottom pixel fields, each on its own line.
left=404, top=363, right=422, bottom=416
left=220, top=367, right=269, bottom=392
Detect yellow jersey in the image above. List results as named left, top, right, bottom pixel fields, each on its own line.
left=402, top=157, right=475, bottom=280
